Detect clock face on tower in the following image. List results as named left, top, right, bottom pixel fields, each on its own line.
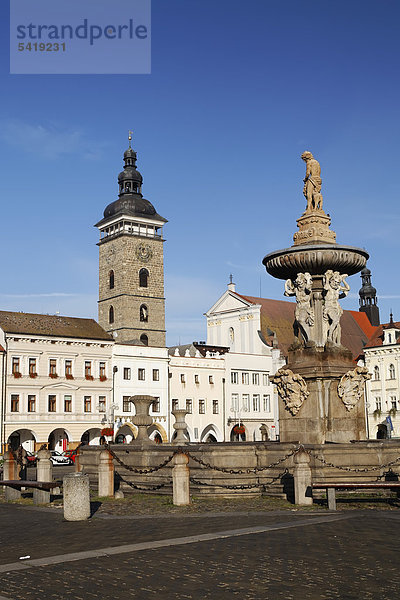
left=135, top=242, right=153, bottom=263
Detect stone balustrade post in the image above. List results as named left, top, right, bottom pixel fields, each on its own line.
left=172, top=409, right=189, bottom=445
left=293, top=448, right=313, bottom=505
left=63, top=473, right=91, bottom=521
left=33, top=449, right=53, bottom=505
left=172, top=453, right=190, bottom=506
left=3, top=450, right=21, bottom=501
left=98, top=449, right=114, bottom=498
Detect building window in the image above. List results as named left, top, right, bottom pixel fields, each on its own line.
left=199, top=399, right=205, bottom=414
left=391, top=396, right=397, bottom=411
left=29, top=358, right=37, bottom=376
left=242, top=372, right=249, bottom=385
left=99, top=362, right=106, bottom=379
left=153, top=369, right=159, bottom=381
left=213, top=399, right=219, bottom=414
left=194, top=374, right=199, bottom=384
left=84, top=396, right=92, bottom=413
left=138, top=368, right=145, bottom=381
left=209, top=375, right=214, bottom=384
left=252, top=373, right=259, bottom=385
left=139, top=268, right=149, bottom=288
left=242, top=394, right=250, bottom=412
left=263, top=394, right=271, bottom=412
left=152, top=397, right=160, bottom=413
left=48, top=395, right=56, bottom=412
left=180, top=374, right=186, bottom=383
left=263, top=373, right=269, bottom=386
left=11, top=394, right=19, bottom=412
left=253, top=394, right=260, bottom=412
left=231, top=393, right=239, bottom=411
left=376, top=397, right=382, bottom=411
left=109, top=270, right=115, bottom=290
left=49, top=359, right=57, bottom=376
left=186, top=399, right=192, bottom=414
left=389, top=364, right=396, bottom=379
left=123, top=396, right=131, bottom=412
left=140, top=304, right=148, bottom=322
left=98, top=396, right=106, bottom=412
left=140, top=334, right=149, bottom=346
left=85, top=361, right=92, bottom=378
left=65, top=359, right=73, bottom=378
left=172, top=399, right=179, bottom=411
left=64, top=395, right=72, bottom=412
left=28, top=395, right=36, bottom=412
left=109, top=305, right=114, bottom=324
left=231, top=371, right=238, bottom=384
left=374, top=366, right=380, bottom=381
left=12, top=356, right=19, bottom=375
left=123, top=367, right=131, bottom=380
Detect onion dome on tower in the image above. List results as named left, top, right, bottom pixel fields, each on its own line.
left=359, top=267, right=380, bottom=326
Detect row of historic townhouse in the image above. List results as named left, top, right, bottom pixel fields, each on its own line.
left=362, top=322, right=400, bottom=439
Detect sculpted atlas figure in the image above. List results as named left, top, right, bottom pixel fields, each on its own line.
left=301, top=151, right=323, bottom=212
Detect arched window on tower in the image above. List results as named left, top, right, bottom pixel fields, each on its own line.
left=374, top=365, right=380, bottom=381
left=139, top=268, right=149, bottom=288
left=109, top=270, right=114, bottom=290
left=389, top=364, right=396, bottom=379
left=140, top=304, right=148, bottom=322
left=140, top=334, right=148, bottom=346
left=109, top=306, right=114, bottom=324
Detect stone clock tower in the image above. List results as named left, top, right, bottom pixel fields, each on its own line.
left=95, top=136, right=167, bottom=346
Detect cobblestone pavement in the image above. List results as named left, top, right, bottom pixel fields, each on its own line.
left=0, top=504, right=399, bottom=599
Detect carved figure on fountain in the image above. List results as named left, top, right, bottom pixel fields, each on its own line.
left=271, top=368, right=309, bottom=416
left=322, top=270, right=350, bottom=346
left=337, top=366, right=371, bottom=412
left=284, top=273, right=314, bottom=344
left=301, top=151, right=323, bottom=213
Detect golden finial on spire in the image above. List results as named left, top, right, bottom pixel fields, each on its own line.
left=128, top=130, right=133, bottom=148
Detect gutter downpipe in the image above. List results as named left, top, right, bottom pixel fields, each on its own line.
left=1, top=338, right=7, bottom=453
left=222, top=377, right=226, bottom=442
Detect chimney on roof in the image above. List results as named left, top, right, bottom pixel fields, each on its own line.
left=228, top=273, right=236, bottom=293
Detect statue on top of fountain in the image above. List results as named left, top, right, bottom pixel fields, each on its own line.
left=301, top=151, right=323, bottom=213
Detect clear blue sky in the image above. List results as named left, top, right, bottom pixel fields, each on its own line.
left=1, top=0, right=399, bottom=345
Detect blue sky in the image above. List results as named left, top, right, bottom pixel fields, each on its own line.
left=1, top=0, right=400, bottom=345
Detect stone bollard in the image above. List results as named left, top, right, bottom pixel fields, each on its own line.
left=63, top=473, right=91, bottom=521
left=172, top=409, right=189, bottom=445
left=293, top=448, right=313, bottom=506
left=98, top=450, right=114, bottom=498
left=172, top=453, right=190, bottom=506
left=33, top=449, right=52, bottom=505
left=3, top=451, right=21, bottom=501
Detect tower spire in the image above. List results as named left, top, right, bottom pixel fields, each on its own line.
left=359, top=266, right=380, bottom=326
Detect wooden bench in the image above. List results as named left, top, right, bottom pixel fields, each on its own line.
left=312, top=482, right=400, bottom=510
left=0, top=480, right=61, bottom=504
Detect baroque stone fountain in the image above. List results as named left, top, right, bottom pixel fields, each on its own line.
left=263, top=152, right=371, bottom=444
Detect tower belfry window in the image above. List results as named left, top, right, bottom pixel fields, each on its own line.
left=109, top=270, right=114, bottom=290
left=140, top=334, right=148, bottom=346
left=140, top=304, right=148, bottom=322
left=109, top=306, right=114, bottom=324
left=139, top=268, right=149, bottom=288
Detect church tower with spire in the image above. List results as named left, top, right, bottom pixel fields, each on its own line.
left=359, top=267, right=380, bottom=326
left=95, top=134, right=167, bottom=346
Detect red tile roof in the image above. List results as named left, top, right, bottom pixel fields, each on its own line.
left=237, top=294, right=373, bottom=359
left=364, top=321, right=400, bottom=349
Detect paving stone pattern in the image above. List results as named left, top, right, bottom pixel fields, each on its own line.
left=1, top=506, right=399, bottom=599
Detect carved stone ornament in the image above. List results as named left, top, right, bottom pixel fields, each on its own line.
left=271, top=368, right=309, bottom=416
left=284, top=272, right=314, bottom=343
left=135, top=243, right=153, bottom=263
left=337, top=366, right=371, bottom=412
